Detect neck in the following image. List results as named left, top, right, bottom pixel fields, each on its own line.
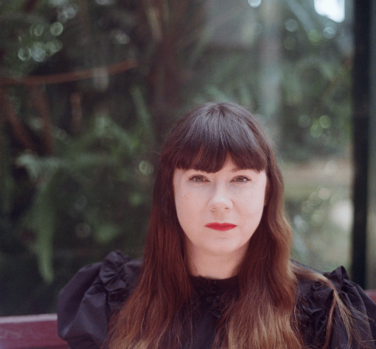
left=188, top=247, right=246, bottom=279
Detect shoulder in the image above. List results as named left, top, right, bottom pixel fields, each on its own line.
left=294, top=261, right=376, bottom=348
left=57, top=250, right=142, bottom=349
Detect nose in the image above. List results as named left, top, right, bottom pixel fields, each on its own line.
left=208, top=183, right=233, bottom=211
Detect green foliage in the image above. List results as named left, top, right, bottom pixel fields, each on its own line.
left=0, top=0, right=354, bottom=314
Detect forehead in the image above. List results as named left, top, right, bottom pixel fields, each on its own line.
left=174, top=145, right=267, bottom=171
left=189, top=157, right=244, bottom=173
left=174, top=157, right=261, bottom=177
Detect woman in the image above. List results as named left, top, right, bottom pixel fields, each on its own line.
left=58, top=102, right=376, bottom=349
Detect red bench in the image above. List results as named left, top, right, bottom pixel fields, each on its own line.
left=0, top=291, right=375, bottom=348
left=0, top=314, right=68, bottom=349
left=367, top=289, right=376, bottom=304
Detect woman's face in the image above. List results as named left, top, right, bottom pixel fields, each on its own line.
left=173, top=157, right=267, bottom=264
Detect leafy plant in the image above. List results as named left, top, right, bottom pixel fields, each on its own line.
left=0, top=0, right=354, bottom=315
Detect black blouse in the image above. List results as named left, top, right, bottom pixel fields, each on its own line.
left=57, top=251, right=376, bottom=349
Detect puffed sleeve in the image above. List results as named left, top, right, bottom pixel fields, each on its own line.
left=297, top=266, right=376, bottom=349
left=57, top=250, right=142, bottom=349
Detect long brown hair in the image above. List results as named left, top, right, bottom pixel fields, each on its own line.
left=108, top=103, right=357, bottom=349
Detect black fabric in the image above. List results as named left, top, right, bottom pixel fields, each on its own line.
left=57, top=251, right=376, bottom=349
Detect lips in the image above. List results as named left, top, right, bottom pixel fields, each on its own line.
left=205, top=223, right=237, bottom=231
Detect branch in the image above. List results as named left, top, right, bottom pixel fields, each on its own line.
left=28, top=86, right=55, bottom=155
left=24, top=0, right=40, bottom=13
left=0, top=59, right=139, bottom=86
left=0, top=88, right=36, bottom=152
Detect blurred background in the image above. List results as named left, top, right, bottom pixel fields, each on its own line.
left=0, top=0, right=375, bottom=316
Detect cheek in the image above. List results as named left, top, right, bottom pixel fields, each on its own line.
left=176, top=192, right=197, bottom=214
left=175, top=190, right=194, bottom=221
left=175, top=196, right=200, bottom=239
left=241, top=189, right=267, bottom=218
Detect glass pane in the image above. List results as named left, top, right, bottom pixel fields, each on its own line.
left=0, top=0, right=354, bottom=315
left=368, top=16, right=376, bottom=288
left=192, top=0, right=353, bottom=272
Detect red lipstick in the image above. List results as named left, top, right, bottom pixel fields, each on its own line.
left=205, top=223, right=237, bottom=231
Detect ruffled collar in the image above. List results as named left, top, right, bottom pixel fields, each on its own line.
left=191, top=275, right=239, bottom=318
left=98, top=250, right=141, bottom=312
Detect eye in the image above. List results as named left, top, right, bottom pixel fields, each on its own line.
left=189, top=175, right=208, bottom=183
left=232, top=176, right=250, bottom=183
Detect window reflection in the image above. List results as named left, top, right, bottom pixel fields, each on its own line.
left=0, top=0, right=354, bottom=315
left=314, top=0, right=345, bottom=23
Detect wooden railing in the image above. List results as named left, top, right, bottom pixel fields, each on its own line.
left=0, top=291, right=375, bottom=349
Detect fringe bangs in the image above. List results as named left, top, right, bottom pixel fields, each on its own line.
left=166, top=103, right=269, bottom=173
